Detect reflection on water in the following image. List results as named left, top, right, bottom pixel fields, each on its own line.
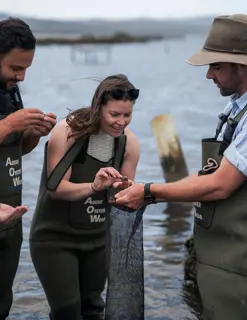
left=143, top=203, right=202, bottom=320
left=7, top=35, right=218, bottom=319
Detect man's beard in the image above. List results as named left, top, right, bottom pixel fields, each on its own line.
left=0, top=73, right=7, bottom=91
left=220, top=86, right=235, bottom=97
left=0, top=65, right=17, bottom=91
left=0, top=63, right=6, bottom=90
left=0, top=74, right=18, bottom=92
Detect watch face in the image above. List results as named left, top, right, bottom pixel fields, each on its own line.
left=144, top=183, right=155, bottom=204
left=145, top=195, right=155, bottom=203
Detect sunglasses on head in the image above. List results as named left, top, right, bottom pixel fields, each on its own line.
left=105, top=88, right=140, bottom=101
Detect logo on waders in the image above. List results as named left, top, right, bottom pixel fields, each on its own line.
left=84, top=197, right=106, bottom=223
left=203, top=158, right=218, bottom=172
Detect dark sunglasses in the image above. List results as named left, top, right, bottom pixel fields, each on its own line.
left=104, top=88, right=140, bottom=101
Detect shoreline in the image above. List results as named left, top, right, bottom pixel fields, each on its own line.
left=35, top=32, right=184, bottom=45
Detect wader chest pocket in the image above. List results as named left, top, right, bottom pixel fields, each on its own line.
left=194, top=201, right=216, bottom=229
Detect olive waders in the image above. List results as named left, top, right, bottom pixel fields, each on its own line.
left=0, top=86, right=23, bottom=320
left=29, top=134, right=126, bottom=320
left=194, top=105, right=247, bottom=320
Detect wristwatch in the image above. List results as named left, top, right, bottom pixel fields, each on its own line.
left=144, top=182, right=156, bottom=204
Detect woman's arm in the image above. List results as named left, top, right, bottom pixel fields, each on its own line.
left=47, top=120, right=96, bottom=201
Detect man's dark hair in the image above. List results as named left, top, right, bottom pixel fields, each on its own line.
left=0, top=17, right=36, bottom=55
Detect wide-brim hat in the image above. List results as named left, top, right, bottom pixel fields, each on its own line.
left=187, top=14, right=247, bottom=66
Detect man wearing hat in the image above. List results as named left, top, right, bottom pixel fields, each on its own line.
left=114, top=14, right=247, bottom=319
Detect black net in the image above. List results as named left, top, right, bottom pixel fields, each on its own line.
left=105, top=205, right=146, bottom=320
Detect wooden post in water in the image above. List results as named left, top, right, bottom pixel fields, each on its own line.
left=150, top=113, right=197, bottom=286
left=150, top=113, right=188, bottom=182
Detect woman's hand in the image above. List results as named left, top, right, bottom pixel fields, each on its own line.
left=91, top=167, right=123, bottom=192
left=112, top=176, right=134, bottom=190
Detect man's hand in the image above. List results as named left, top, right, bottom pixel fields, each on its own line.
left=21, top=112, right=57, bottom=155
left=114, top=183, right=145, bottom=209
left=2, top=108, right=45, bottom=133
left=29, top=112, right=57, bottom=137
left=0, top=203, right=28, bottom=224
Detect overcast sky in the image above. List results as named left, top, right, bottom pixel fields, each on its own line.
left=0, top=0, right=247, bottom=20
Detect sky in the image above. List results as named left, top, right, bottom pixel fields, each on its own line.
left=0, top=0, right=247, bottom=20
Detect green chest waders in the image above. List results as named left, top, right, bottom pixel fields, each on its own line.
left=30, top=133, right=145, bottom=320
left=30, top=136, right=123, bottom=320
left=30, top=135, right=144, bottom=320
left=0, top=86, right=24, bottom=320
left=194, top=105, right=247, bottom=320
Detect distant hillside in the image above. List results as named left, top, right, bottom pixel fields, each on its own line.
left=0, top=13, right=214, bottom=38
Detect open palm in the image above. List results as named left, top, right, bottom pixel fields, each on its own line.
left=0, top=204, right=28, bottom=224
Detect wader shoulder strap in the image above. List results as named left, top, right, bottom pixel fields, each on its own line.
left=233, top=104, right=247, bottom=123
left=220, top=103, right=247, bottom=154
left=113, top=133, right=127, bottom=171
left=47, top=136, right=88, bottom=191
left=47, top=132, right=126, bottom=191
left=215, top=111, right=231, bottom=139
left=11, top=85, right=24, bottom=110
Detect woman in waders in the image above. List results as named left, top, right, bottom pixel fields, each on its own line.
left=29, top=74, right=140, bottom=320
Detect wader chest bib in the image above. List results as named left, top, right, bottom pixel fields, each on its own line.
left=0, top=86, right=23, bottom=232
left=194, top=105, right=247, bottom=276
left=30, top=134, right=126, bottom=244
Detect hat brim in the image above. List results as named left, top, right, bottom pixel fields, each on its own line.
left=186, top=48, right=247, bottom=66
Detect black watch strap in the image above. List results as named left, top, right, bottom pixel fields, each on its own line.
left=144, top=182, right=156, bottom=204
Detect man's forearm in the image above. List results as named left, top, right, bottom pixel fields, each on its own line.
left=22, top=130, right=40, bottom=155
left=150, top=173, right=225, bottom=202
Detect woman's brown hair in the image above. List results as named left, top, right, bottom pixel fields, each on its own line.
left=66, top=74, right=138, bottom=140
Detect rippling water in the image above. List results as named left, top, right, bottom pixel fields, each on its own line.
left=9, top=35, right=229, bottom=319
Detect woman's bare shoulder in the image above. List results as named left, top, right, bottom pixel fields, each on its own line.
left=124, top=127, right=139, bottom=147
left=49, top=119, right=75, bottom=151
